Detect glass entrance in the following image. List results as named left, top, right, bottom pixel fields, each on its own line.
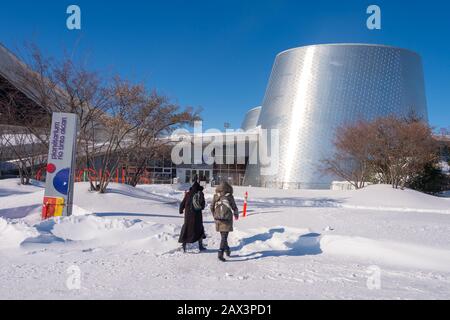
left=185, top=169, right=211, bottom=183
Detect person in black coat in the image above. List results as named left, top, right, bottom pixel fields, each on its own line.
left=178, top=179, right=207, bottom=252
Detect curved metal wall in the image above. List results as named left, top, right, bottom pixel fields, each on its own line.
left=241, top=106, right=262, bottom=131
left=241, top=107, right=261, bottom=186
left=255, top=44, right=428, bottom=189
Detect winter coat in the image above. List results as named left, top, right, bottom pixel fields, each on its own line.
left=210, top=182, right=239, bottom=233
left=178, top=182, right=206, bottom=244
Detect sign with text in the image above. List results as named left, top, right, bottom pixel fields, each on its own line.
left=42, top=113, right=78, bottom=220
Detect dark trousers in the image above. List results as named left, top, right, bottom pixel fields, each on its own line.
left=220, top=232, right=230, bottom=251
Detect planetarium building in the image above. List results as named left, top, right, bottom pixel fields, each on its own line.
left=247, top=44, right=429, bottom=189
left=0, top=42, right=430, bottom=189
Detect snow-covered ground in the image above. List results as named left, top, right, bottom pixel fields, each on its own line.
left=0, top=178, right=450, bottom=300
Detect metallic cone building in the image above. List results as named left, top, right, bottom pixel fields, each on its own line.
left=248, top=44, right=428, bottom=189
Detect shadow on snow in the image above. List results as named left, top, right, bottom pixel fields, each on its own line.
left=0, top=204, right=41, bottom=220
left=229, top=228, right=322, bottom=262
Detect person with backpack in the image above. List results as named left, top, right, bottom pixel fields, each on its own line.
left=210, top=182, right=239, bottom=262
left=179, top=177, right=207, bottom=252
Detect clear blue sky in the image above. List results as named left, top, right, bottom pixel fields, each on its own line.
left=0, top=0, right=449, bottom=130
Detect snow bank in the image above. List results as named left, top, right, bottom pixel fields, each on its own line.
left=0, top=218, right=38, bottom=249
left=137, top=183, right=187, bottom=202
left=342, top=184, right=450, bottom=214
left=231, top=184, right=450, bottom=214
left=0, top=179, right=44, bottom=197
left=231, top=226, right=450, bottom=272
left=105, top=183, right=178, bottom=202
left=30, top=215, right=181, bottom=253
left=0, top=213, right=181, bottom=255
left=321, top=235, right=450, bottom=272
left=1, top=180, right=180, bottom=223
left=50, top=215, right=140, bottom=241
left=71, top=205, right=92, bottom=217
left=3, top=179, right=448, bottom=228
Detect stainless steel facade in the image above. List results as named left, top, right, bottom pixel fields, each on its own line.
left=241, top=107, right=261, bottom=186
left=241, top=106, right=262, bottom=131
left=254, top=44, right=428, bottom=189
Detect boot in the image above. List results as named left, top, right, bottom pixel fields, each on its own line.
left=198, top=240, right=207, bottom=251
left=182, top=243, right=187, bottom=253
left=225, top=248, right=231, bottom=257
left=218, top=250, right=226, bottom=262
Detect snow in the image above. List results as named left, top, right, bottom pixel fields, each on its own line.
left=321, top=235, right=450, bottom=272
left=0, top=179, right=450, bottom=299
left=0, top=218, right=39, bottom=250
left=230, top=184, right=450, bottom=214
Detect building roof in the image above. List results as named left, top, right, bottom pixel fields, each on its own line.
left=0, top=43, right=70, bottom=113
left=277, top=43, right=421, bottom=59
left=0, top=44, right=43, bottom=108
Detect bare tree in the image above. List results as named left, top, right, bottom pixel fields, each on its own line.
left=370, top=116, right=438, bottom=189
left=323, top=116, right=439, bottom=190
left=0, top=125, right=47, bottom=185
left=88, top=78, right=147, bottom=193
left=0, top=126, right=6, bottom=178
left=2, top=43, right=201, bottom=192
left=322, top=120, right=374, bottom=189
left=50, top=56, right=112, bottom=191
left=124, top=91, right=201, bottom=187
left=0, top=79, right=50, bottom=185
left=10, top=45, right=110, bottom=190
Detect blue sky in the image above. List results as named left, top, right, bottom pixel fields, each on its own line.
left=0, top=0, right=449, bottom=130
